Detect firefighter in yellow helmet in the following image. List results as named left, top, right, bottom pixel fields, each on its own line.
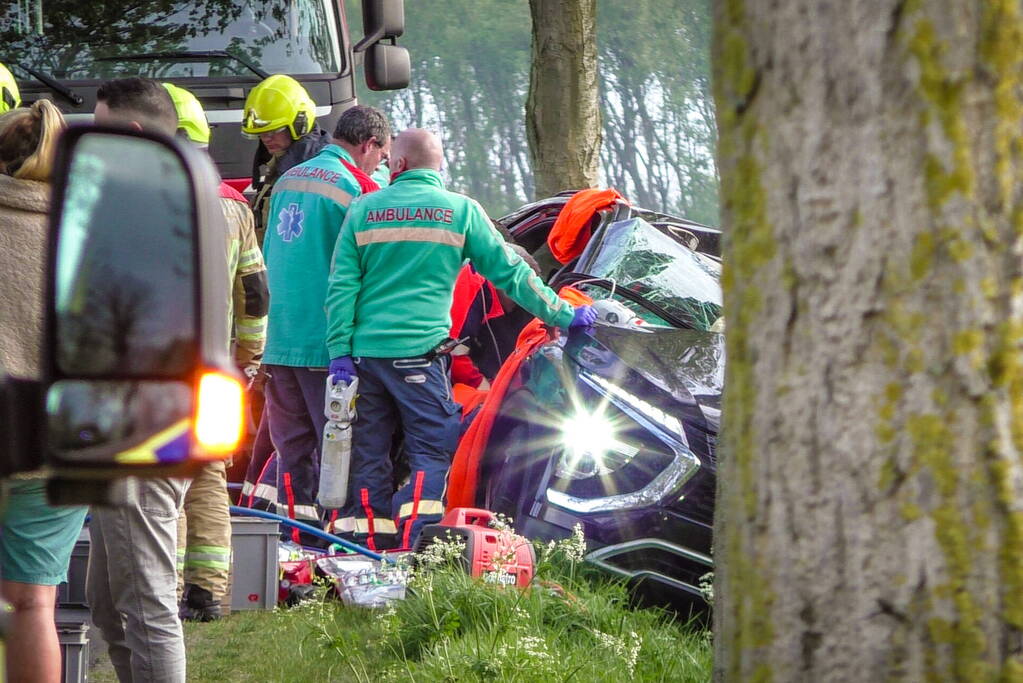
left=164, top=82, right=269, bottom=621
left=242, top=74, right=330, bottom=245
left=0, top=62, right=21, bottom=113
left=162, top=82, right=210, bottom=146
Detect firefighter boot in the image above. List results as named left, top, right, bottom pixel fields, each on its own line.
left=179, top=583, right=222, bottom=622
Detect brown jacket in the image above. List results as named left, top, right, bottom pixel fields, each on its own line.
left=220, top=194, right=268, bottom=371
left=0, top=174, right=50, bottom=379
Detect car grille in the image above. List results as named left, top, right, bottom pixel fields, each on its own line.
left=683, top=422, right=716, bottom=467
left=704, top=431, right=717, bottom=464
left=672, top=471, right=715, bottom=527
left=598, top=544, right=710, bottom=590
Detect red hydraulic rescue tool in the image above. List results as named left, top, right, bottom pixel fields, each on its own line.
left=413, top=507, right=535, bottom=588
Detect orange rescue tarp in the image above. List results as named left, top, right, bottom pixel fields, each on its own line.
left=547, top=188, right=626, bottom=264
left=446, top=286, right=593, bottom=509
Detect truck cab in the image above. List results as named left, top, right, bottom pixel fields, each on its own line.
left=1, top=0, right=407, bottom=191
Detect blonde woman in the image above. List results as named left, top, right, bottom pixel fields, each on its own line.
left=0, top=94, right=89, bottom=683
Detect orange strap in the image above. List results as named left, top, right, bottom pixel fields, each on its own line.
left=282, top=472, right=301, bottom=544
left=452, top=382, right=488, bottom=418
left=400, top=470, right=426, bottom=550
left=360, top=487, right=377, bottom=552
left=547, top=188, right=626, bottom=264
left=446, top=287, right=593, bottom=509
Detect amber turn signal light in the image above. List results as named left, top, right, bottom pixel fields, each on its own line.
left=193, top=370, right=245, bottom=457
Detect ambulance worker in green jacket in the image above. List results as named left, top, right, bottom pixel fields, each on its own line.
left=325, top=128, right=597, bottom=550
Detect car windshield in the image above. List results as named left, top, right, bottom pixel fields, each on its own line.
left=0, top=0, right=341, bottom=79
left=581, top=217, right=723, bottom=332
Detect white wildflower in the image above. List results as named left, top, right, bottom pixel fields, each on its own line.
left=593, top=630, right=622, bottom=653
left=408, top=567, right=434, bottom=591
left=489, top=512, right=514, bottom=533
left=698, top=571, right=714, bottom=605
left=519, top=635, right=553, bottom=662
left=623, top=631, right=641, bottom=676
left=414, top=531, right=466, bottom=570
left=559, top=523, right=587, bottom=562
left=592, top=630, right=641, bottom=676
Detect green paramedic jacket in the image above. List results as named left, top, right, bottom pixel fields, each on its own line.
left=326, top=169, right=575, bottom=359
left=263, top=145, right=364, bottom=367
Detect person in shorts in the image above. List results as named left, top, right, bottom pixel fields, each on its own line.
left=0, top=70, right=89, bottom=683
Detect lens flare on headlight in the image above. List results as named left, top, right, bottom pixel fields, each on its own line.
left=561, top=409, right=615, bottom=466
left=558, top=408, right=640, bottom=481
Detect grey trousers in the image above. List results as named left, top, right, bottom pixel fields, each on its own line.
left=86, top=477, right=188, bottom=683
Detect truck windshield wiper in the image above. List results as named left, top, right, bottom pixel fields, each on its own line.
left=10, top=63, right=84, bottom=106
left=93, top=51, right=269, bottom=80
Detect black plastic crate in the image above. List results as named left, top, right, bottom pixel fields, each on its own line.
left=57, top=526, right=89, bottom=608
left=57, top=619, right=89, bottom=683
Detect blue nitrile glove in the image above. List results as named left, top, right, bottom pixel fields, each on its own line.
left=329, top=356, right=357, bottom=383
left=568, top=304, right=598, bottom=328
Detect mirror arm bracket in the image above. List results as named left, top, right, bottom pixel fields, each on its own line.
left=352, top=26, right=385, bottom=53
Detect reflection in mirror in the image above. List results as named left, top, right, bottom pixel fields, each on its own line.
left=46, top=380, right=192, bottom=465
left=54, top=133, right=196, bottom=377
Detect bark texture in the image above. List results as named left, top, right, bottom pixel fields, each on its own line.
left=713, top=0, right=1023, bottom=680
left=525, top=0, right=602, bottom=199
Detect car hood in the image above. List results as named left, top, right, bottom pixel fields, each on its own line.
left=562, top=324, right=724, bottom=433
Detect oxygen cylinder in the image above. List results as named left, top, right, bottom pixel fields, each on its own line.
left=318, top=376, right=358, bottom=509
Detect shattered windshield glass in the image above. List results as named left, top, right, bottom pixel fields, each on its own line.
left=582, top=218, right=722, bottom=332
left=0, top=0, right=341, bottom=79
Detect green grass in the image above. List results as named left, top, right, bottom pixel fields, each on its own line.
left=92, top=531, right=712, bottom=682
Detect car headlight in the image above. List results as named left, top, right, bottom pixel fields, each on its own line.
left=546, top=372, right=700, bottom=513
left=557, top=409, right=640, bottom=480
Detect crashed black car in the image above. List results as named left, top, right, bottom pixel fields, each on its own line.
left=472, top=194, right=722, bottom=610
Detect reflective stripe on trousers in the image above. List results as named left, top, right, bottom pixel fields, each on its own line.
left=343, top=355, right=461, bottom=550
left=183, top=545, right=231, bottom=571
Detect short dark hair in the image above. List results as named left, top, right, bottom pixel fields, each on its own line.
left=96, top=77, right=177, bottom=136
left=333, top=105, right=390, bottom=146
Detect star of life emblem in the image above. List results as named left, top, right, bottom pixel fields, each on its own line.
left=277, top=203, right=304, bottom=242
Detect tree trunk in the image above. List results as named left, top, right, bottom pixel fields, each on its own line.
left=713, top=0, right=1023, bottom=680
left=525, top=0, right=602, bottom=199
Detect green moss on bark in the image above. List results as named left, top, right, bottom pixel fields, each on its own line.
left=980, top=0, right=1023, bottom=207
left=714, top=0, right=777, bottom=678
left=908, top=415, right=992, bottom=679
left=902, top=1, right=1023, bottom=673
left=909, top=20, right=974, bottom=204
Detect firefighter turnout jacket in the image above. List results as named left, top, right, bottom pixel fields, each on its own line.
left=176, top=184, right=267, bottom=610
left=220, top=183, right=268, bottom=370
left=263, top=145, right=368, bottom=367
left=326, top=169, right=575, bottom=359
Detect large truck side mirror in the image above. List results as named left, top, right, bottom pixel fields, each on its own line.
left=365, top=43, right=410, bottom=91
left=353, top=0, right=410, bottom=91
left=355, top=0, right=405, bottom=48
left=37, top=126, right=243, bottom=501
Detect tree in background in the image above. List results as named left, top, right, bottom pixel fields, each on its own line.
left=347, top=0, right=718, bottom=224
left=525, top=0, right=601, bottom=199
left=599, top=1, right=717, bottom=224
left=346, top=0, right=534, bottom=214
left=714, top=0, right=1023, bottom=678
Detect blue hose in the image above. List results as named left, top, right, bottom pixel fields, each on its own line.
left=229, top=505, right=393, bottom=563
